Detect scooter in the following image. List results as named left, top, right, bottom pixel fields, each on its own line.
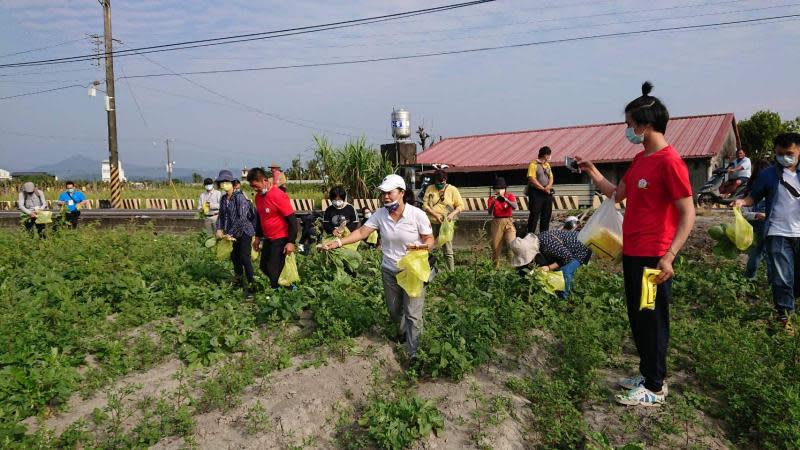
left=696, top=167, right=748, bottom=206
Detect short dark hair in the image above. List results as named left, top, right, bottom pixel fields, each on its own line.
left=65, top=181, right=75, bottom=187
left=246, top=167, right=270, bottom=182
left=402, top=188, right=414, bottom=205
left=433, top=169, right=447, bottom=183
left=538, top=146, right=552, bottom=158
left=774, top=132, right=800, bottom=149
left=624, top=81, right=669, bottom=134
left=329, top=186, right=347, bottom=201
left=203, top=177, right=213, bottom=185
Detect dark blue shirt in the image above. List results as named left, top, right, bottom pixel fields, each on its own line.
left=216, top=190, right=256, bottom=239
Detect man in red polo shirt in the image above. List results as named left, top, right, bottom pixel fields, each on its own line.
left=247, top=167, right=298, bottom=288
left=487, top=177, right=518, bottom=266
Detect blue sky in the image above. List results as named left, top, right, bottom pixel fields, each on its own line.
left=0, top=0, right=798, bottom=176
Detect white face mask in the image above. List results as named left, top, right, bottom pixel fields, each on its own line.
left=495, top=189, right=506, bottom=195
left=364, top=212, right=372, bottom=219
left=333, top=199, right=345, bottom=208
left=205, top=184, right=213, bottom=191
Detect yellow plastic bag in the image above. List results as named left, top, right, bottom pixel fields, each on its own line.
left=727, top=207, right=754, bottom=251
left=202, top=202, right=210, bottom=215
left=541, top=270, right=565, bottom=292
left=640, top=268, right=662, bottom=311
left=366, top=230, right=379, bottom=245
left=251, top=237, right=260, bottom=262
left=34, top=210, right=53, bottom=224
left=337, top=225, right=361, bottom=251
left=437, top=217, right=455, bottom=246
left=278, top=253, right=300, bottom=287
left=215, top=238, right=233, bottom=261
left=396, top=250, right=431, bottom=298
left=578, top=194, right=624, bottom=261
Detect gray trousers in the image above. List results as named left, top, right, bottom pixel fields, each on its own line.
left=431, top=223, right=455, bottom=271
left=203, top=215, right=218, bottom=234
left=382, top=267, right=425, bottom=355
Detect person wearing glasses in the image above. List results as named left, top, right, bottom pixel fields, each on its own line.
left=734, top=132, right=800, bottom=335
left=321, top=174, right=434, bottom=358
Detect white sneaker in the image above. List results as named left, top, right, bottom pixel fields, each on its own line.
left=617, top=375, right=668, bottom=395
left=617, top=374, right=645, bottom=390
left=615, top=385, right=666, bottom=406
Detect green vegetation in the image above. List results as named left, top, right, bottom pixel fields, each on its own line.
left=0, top=226, right=797, bottom=448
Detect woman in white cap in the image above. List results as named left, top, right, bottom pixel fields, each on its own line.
left=17, top=181, right=47, bottom=237
left=322, top=174, right=434, bottom=357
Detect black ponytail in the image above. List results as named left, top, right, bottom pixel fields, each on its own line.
left=624, top=81, right=669, bottom=134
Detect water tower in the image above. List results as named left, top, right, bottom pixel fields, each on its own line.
left=382, top=108, right=417, bottom=166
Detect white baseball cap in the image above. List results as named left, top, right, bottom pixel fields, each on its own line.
left=378, top=174, right=406, bottom=192
left=565, top=216, right=579, bottom=224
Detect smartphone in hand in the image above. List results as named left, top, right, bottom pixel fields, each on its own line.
left=565, top=156, right=580, bottom=173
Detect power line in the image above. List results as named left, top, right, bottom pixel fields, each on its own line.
left=0, top=37, right=87, bottom=59
left=112, top=13, right=800, bottom=80
left=0, top=84, right=85, bottom=100
left=207, top=1, right=797, bottom=59
left=0, top=1, right=495, bottom=68
left=137, top=54, right=384, bottom=138
left=117, top=62, right=150, bottom=129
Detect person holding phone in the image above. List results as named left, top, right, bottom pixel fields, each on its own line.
left=526, top=146, right=554, bottom=233
left=576, top=82, right=695, bottom=406
left=487, top=177, right=518, bottom=267
left=321, top=174, right=434, bottom=357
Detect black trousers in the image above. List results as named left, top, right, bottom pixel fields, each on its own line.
left=622, top=255, right=671, bottom=392
left=231, top=236, right=255, bottom=282
left=259, top=237, right=288, bottom=288
left=66, top=211, right=80, bottom=229
left=24, top=218, right=45, bottom=238
left=526, top=190, right=553, bottom=234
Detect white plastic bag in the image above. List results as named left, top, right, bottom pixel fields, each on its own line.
left=578, top=194, right=624, bottom=261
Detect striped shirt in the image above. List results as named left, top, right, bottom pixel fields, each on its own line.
left=538, top=230, right=592, bottom=267
left=216, top=190, right=256, bottom=238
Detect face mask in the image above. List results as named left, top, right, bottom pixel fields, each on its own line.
left=364, top=212, right=372, bottom=219
left=495, top=189, right=506, bottom=195
left=67, top=188, right=75, bottom=193
left=777, top=154, right=797, bottom=168
left=220, top=182, right=233, bottom=192
left=260, top=187, right=269, bottom=195
left=205, top=184, right=213, bottom=191
left=384, top=200, right=400, bottom=212
left=625, top=127, right=645, bottom=144
left=435, top=183, right=445, bottom=189
left=333, top=199, right=345, bottom=208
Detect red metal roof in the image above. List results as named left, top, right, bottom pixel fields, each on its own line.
left=417, top=114, right=737, bottom=172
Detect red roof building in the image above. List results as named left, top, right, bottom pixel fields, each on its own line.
left=416, top=113, right=739, bottom=196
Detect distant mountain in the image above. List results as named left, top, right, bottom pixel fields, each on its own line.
left=30, top=154, right=205, bottom=181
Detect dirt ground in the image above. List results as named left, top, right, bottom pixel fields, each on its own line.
left=27, top=209, right=740, bottom=449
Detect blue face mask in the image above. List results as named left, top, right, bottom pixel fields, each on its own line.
left=777, top=154, right=797, bottom=168
left=625, top=127, right=645, bottom=144
left=384, top=200, right=400, bottom=212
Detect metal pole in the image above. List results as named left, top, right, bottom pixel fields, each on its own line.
left=102, top=0, right=122, bottom=208
left=166, top=139, right=172, bottom=183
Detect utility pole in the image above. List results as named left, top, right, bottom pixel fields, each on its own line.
left=165, top=139, right=173, bottom=183
left=102, top=0, right=122, bottom=208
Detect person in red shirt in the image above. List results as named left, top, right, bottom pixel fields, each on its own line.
left=246, top=167, right=298, bottom=289
left=576, top=82, right=695, bottom=407
left=487, top=177, right=518, bottom=267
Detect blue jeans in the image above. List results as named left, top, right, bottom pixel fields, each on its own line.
left=766, top=235, right=800, bottom=316
left=745, top=221, right=768, bottom=279
left=558, top=259, right=582, bottom=299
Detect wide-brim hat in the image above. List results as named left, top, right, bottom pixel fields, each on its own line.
left=22, top=181, right=35, bottom=193
left=509, top=233, right=539, bottom=267
left=215, top=170, right=235, bottom=183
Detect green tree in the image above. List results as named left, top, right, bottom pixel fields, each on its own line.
left=784, top=116, right=800, bottom=133
left=191, top=172, right=203, bottom=183
left=738, top=110, right=785, bottom=161
left=313, top=135, right=395, bottom=199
